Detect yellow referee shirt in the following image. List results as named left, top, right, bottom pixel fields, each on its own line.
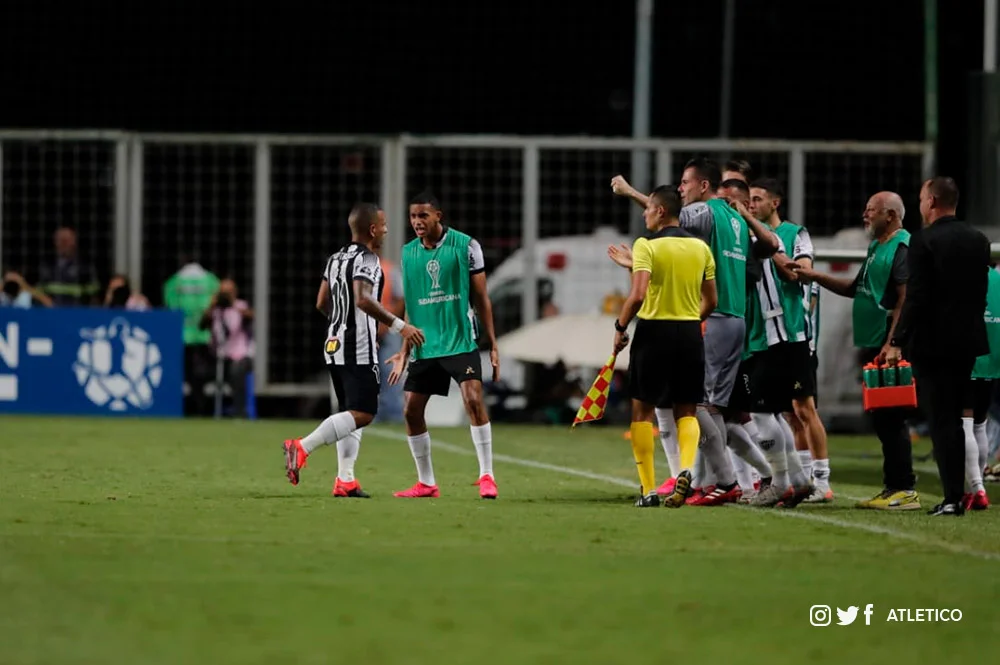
left=631, top=226, right=715, bottom=321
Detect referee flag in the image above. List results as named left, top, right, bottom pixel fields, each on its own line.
left=572, top=354, right=617, bottom=427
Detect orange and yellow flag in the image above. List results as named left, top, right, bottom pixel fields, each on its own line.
left=571, top=354, right=617, bottom=427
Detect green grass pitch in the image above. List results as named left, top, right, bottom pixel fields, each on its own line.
left=1, top=416, right=998, bottom=664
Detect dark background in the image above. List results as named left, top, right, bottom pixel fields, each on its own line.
left=0, top=0, right=986, bottom=180
left=0, top=0, right=992, bottom=390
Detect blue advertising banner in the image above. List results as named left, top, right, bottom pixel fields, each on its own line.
left=0, top=308, right=183, bottom=417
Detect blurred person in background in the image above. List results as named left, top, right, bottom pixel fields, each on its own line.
left=375, top=247, right=405, bottom=423
left=200, top=278, right=254, bottom=419
left=1, top=271, right=52, bottom=308
left=104, top=274, right=151, bottom=310
left=164, top=254, right=220, bottom=416
left=722, top=159, right=754, bottom=184
left=38, top=226, right=101, bottom=307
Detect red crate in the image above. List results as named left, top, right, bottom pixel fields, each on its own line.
left=862, top=382, right=918, bottom=411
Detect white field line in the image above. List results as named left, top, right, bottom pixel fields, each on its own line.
left=367, top=428, right=1000, bottom=563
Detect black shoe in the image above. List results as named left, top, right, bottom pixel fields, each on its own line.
left=635, top=492, right=660, bottom=508
left=346, top=487, right=371, bottom=498
left=927, top=502, right=964, bottom=516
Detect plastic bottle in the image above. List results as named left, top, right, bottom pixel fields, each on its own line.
left=863, top=364, right=879, bottom=388
left=883, top=364, right=898, bottom=387
left=897, top=361, right=913, bottom=386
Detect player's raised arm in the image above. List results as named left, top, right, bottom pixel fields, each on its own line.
left=610, top=175, right=651, bottom=209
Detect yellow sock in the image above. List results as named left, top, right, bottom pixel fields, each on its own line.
left=629, top=421, right=656, bottom=494
left=676, top=416, right=700, bottom=471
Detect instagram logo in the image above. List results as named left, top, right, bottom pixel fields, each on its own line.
left=810, top=605, right=832, bottom=626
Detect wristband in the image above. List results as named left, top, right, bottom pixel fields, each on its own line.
left=391, top=318, right=406, bottom=333
left=614, top=319, right=628, bottom=333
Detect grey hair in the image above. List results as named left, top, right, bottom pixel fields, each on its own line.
left=884, top=192, right=905, bottom=221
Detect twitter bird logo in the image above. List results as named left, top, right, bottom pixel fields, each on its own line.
left=837, top=606, right=859, bottom=625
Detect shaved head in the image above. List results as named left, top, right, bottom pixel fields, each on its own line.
left=348, top=203, right=382, bottom=237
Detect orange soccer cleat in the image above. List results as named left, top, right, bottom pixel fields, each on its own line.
left=333, top=478, right=370, bottom=498
left=283, top=439, right=308, bottom=485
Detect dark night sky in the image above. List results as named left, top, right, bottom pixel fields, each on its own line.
left=0, top=2, right=986, bottom=165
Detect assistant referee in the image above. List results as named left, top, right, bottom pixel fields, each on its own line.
left=614, top=186, right=718, bottom=508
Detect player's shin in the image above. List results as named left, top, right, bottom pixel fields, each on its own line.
left=655, top=407, right=680, bottom=477
left=964, top=417, right=985, bottom=493
left=301, top=411, right=358, bottom=454
left=751, top=413, right=789, bottom=489
left=974, top=421, right=989, bottom=472
left=726, top=422, right=773, bottom=482
left=407, top=431, right=436, bottom=486
left=675, top=414, right=700, bottom=470
left=336, top=429, right=363, bottom=483
left=696, top=408, right=737, bottom=487
left=629, top=420, right=657, bottom=495
left=470, top=422, right=494, bottom=478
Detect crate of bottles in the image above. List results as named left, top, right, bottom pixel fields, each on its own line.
left=862, top=361, right=918, bottom=411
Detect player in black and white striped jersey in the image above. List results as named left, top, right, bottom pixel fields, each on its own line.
left=283, top=203, right=425, bottom=497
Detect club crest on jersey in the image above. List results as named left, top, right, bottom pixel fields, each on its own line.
left=730, top=216, right=742, bottom=244
left=426, top=259, right=442, bottom=290
left=325, top=337, right=341, bottom=355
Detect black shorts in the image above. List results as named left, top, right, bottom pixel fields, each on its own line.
left=728, top=354, right=757, bottom=414
left=328, top=363, right=381, bottom=415
left=628, top=319, right=704, bottom=407
left=403, top=351, right=482, bottom=397
left=965, top=379, right=994, bottom=423
left=755, top=341, right=816, bottom=413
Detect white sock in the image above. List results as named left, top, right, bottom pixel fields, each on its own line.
left=470, top=423, right=494, bottom=478
left=751, top=413, right=789, bottom=490
left=407, top=431, right=436, bottom=486
left=798, top=449, right=814, bottom=481
left=964, top=418, right=985, bottom=493
left=779, top=415, right=809, bottom=487
left=730, top=448, right=755, bottom=491
left=655, top=407, right=680, bottom=477
left=301, top=411, right=357, bottom=454
left=336, top=429, right=363, bottom=482
left=812, top=458, right=831, bottom=489
left=726, top=422, right=773, bottom=480
left=974, top=421, right=989, bottom=472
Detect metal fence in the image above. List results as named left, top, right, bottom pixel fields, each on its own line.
left=0, top=130, right=934, bottom=403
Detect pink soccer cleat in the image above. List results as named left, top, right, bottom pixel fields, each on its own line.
left=476, top=474, right=498, bottom=499
left=283, top=439, right=308, bottom=485
left=656, top=477, right=677, bottom=497
left=393, top=482, right=441, bottom=498
left=963, top=490, right=990, bottom=511
left=689, top=484, right=742, bottom=506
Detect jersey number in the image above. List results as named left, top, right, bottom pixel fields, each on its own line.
left=329, top=276, right=351, bottom=332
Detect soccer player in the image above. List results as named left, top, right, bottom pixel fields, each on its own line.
left=386, top=192, right=501, bottom=499
left=283, top=203, right=425, bottom=497
left=795, top=192, right=918, bottom=510
left=611, top=160, right=780, bottom=506
left=749, top=178, right=832, bottom=503
left=963, top=264, right=1000, bottom=511
left=613, top=186, right=717, bottom=507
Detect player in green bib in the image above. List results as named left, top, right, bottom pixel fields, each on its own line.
left=961, top=265, right=1000, bottom=510
left=795, top=191, right=918, bottom=511
left=749, top=178, right=832, bottom=504
left=387, top=192, right=500, bottom=500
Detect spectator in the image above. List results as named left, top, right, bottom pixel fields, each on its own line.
left=200, top=278, right=254, bottom=418
left=104, top=274, right=151, bottom=310
left=164, top=254, right=219, bottom=416
left=1, top=271, right=52, bottom=308
left=38, top=227, right=101, bottom=307
left=375, top=250, right=405, bottom=423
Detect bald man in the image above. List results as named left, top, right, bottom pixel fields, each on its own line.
left=795, top=191, right=919, bottom=510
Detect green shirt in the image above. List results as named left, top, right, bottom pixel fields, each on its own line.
left=163, top=264, right=219, bottom=346
left=770, top=221, right=809, bottom=343
left=680, top=199, right=749, bottom=318
left=973, top=268, right=1000, bottom=379
left=402, top=228, right=480, bottom=361
left=852, top=230, right=910, bottom=349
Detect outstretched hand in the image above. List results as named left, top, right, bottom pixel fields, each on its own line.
left=607, top=244, right=633, bottom=270
left=386, top=351, right=408, bottom=386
